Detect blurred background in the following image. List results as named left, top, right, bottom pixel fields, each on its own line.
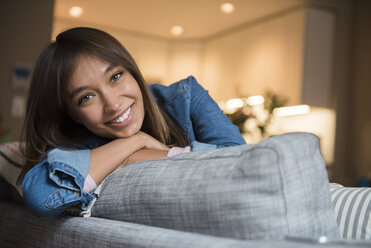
left=0, top=0, right=370, bottom=186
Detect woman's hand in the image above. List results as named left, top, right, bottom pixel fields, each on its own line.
left=117, top=131, right=169, bottom=168
left=136, top=131, right=169, bottom=151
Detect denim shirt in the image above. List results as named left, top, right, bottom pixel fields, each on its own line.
left=22, top=76, right=245, bottom=217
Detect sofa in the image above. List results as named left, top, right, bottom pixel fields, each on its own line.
left=0, top=132, right=370, bottom=247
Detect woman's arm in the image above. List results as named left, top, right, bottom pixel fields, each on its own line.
left=118, top=146, right=192, bottom=167
left=89, top=131, right=168, bottom=184
left=22, top=131, right=168, bottom=217
left=119, top=148, right=169, bottom=167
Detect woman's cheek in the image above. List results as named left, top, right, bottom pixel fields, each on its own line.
left=81, top=111, right=101, bottom=127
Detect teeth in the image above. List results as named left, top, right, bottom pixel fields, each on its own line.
left=111, top=106, right=131, bottom=123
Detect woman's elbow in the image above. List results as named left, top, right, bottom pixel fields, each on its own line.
left=22, top=167, right=68, bottom=218
left=22, top=187, right=64, bottom=218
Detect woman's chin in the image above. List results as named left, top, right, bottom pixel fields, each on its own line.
left=111, top=126, right=142, bottom=139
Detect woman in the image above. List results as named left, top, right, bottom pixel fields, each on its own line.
left=20, top=27, right=245, bottom=217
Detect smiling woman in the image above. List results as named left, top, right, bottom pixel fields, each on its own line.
left=66, top=56, right=145, bottom=139
left=18, top=27, right=245, bottom=217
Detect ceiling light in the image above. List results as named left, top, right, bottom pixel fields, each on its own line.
left=69, top=6, right=83, bottom=17
left=170, top=25, right=184, bottom=36
left=220, top=3, right=235, bottom=14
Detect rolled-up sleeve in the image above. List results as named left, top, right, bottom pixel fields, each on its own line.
left=22, top=148, right=95, bottom=218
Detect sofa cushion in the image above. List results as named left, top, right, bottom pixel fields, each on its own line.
left=0, top=142, right=24, bottom=202
left=91, top=132, right=340, bottom=240
left=330, top=183, right=371, bottom=240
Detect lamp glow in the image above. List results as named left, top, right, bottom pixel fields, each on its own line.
left=270, top=107, right=336, bottom=165
left=273, top=105, right=310, bottom=117
left=226, top=98, right=244, bottom=109
left=246, top=95, right=264, bottom=106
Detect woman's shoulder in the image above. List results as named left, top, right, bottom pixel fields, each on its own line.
left=149, top=76, right=205, bottom=101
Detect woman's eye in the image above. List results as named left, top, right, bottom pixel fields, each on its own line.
left=110, top=72, right=123, bottom=83
left=78, top=94, right=93, bottom=105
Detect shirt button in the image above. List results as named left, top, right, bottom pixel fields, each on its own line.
left=73, top=191, right=80, bottom=196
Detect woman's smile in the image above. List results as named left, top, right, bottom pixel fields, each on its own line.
left=106, top=103, right=134, bottom=126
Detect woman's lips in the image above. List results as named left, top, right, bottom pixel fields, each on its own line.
left=106, top=104, right=134, bottom=127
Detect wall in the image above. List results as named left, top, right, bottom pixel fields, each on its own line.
left=0, top=0, right=55, bottom=141
left=299, top=0, right=371, bottom=186
left=166, top=41, right=204, bottom=85
left=329, top=0, right=357, bottom=186
left=350, top=0, right=371, bottom=182
left=301, top=7, right=335, bottom=108
left=203, top=8, right=305, bottom=103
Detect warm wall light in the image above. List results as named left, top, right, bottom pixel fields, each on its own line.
left=225, top=98, right=244, bottom=112
left=170, top=25, right=184, bottom=36
left=273, top=105, right=310, bottom=117
left=270, top=107, right=336, bottom=165
left=69, top=6, right=83, bottom=17
left=246, top=95, right=264, bottom=106
left=220, top=3, right=235, bottom=14
left=220, top=96, right=264, bottom=114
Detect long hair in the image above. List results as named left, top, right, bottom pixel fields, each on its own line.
left=18, top=27, right=188, bottom=183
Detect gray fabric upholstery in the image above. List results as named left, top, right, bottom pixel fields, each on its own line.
left=0, top=201, right=367, bottom=248
left=0, top=201, right=252, bottom=248
left=2, top=132, right=371, bottom=247
left=91, top=132, right=340, bottom=240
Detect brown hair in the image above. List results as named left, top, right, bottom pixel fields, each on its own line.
left=18, top=27, right=188, bottom=183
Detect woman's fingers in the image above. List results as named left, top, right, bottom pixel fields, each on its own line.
left=136, top=131, right=169, bottom=151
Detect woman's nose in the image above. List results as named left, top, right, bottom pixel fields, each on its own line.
left=103, top=92, right=120, bottom=113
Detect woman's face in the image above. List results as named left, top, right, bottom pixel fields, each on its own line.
left=66, top=55, right=145, bottom=139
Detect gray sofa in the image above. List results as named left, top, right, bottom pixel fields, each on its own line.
left=0, top=133, right=370, bottom=247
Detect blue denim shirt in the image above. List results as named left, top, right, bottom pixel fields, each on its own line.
left=22, top=76, right=245, bottom=217
left=149, top=76, right=245, bottom=150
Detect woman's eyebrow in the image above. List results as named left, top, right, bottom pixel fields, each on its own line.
left=105, top=63, right=118, bottom=75
left=69, top=86, right=89, bottom=100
